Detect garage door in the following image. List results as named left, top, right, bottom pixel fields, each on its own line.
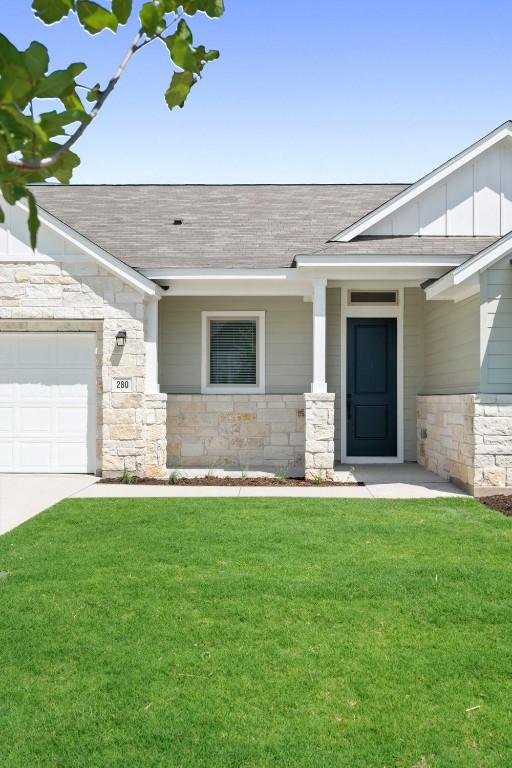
left=0, top=333, right=96, bottom=473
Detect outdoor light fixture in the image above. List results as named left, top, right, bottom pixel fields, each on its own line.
left=115, top=330, right=127, bottom=348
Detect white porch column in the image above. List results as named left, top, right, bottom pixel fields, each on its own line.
left=144, top=296, right=160, bottom=393
left=311, top=278, right=327, bottom=393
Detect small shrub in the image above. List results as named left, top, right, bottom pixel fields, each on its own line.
left=275, top=469, right=288, bottom=483
left=121, top=468, right=137, bottom=484
left=168, top=471, right=180, bottom=485
left=240, top=466, right=248, bottom=481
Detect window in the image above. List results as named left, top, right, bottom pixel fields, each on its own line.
left=201, top=311, right=265, bottom=393
left=349, top=290, right=398, bottom=305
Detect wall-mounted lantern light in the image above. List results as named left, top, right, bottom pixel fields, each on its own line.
left=115, top=330, right=127, bottom=348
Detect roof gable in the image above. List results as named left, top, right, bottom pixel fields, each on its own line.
left=0, top=196, right=161, bottom=296
left=333, top=121, right=512, bottom=241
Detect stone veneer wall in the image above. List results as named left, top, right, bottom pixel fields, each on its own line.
left=167, top=394, right=305, bottom=474
left=304, top=393, right=335, bottom=481
left=0, top=260, right=167, bottom=479
left=417, top=395, right=475, bottom=490
left=417, top=394, right=512, bottom=495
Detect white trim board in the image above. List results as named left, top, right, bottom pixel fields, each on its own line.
left=333, top=121, right=512, bottom=242
left=425, top=230, right=512, bottom=301
left=339, top=286, right=404, bottom=464
left=200, top=310, right=266, bottom=395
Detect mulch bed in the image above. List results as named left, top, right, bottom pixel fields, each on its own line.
left=100, top=477, right=365, bottom=488
left=480, top=495, right=512, bottom=517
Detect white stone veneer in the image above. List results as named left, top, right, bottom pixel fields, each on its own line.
left=417, top=394, right=512, bottom=495
left=167, top=394, right=305, bottom=475
left=304, top=392, right=335, bottom=481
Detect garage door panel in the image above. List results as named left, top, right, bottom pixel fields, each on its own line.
left=55, top=442, right=89, bottom=470
left=0, top=333, right=95, bottom=473
left=0, top=408, right=13, bottom=432
left=0, top=442, right=14, bottom=469
left=0, top=381, right=15, bottom=398
left=19, top=407, right=52, bottom=434
left=18, top=441, right=52, bottom=469
left=56, top=407, right=88, bottom=434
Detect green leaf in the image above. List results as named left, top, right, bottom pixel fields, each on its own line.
left=26, top=190, right=40, bottom=250
left=32, top=0, right=74, bottom=24
left=76, top=1, right=118, bottom=34
left=49, top=146, right=81, bottom=183
left=139, top=2, right=164, bottom=36
left=165, top=70, right=195, bottom=110
left=182, top=0, right=224, bottom=17
left=86, top=83, right=101, bottom=102
left=35, top=62, right=86, bottom=99
left=112, top=0, right=132, bottom=24
left=23, top=41, right=49, bottom=82
left=165, top=20, right=219, bottom=74
left=39, top=108, right=89, bottom=135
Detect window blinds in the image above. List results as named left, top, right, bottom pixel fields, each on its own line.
left=209, top=319, right=257, bottom=385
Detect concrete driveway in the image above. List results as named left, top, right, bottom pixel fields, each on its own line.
left=0, top=474, right=98, bottom=535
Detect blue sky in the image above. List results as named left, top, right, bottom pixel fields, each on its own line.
left=2, top=1, right=512, bottom=183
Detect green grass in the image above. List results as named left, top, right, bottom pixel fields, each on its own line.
left=1, top=498, right=512, bottom=767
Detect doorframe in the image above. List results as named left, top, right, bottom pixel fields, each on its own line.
left=340, top=285, right=404, bottom=464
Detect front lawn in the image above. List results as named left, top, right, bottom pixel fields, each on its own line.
left=1, top=498, right=511, bottom=767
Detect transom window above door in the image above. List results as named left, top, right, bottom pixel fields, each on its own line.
left=349, top=290, right=398, bottom=305
left=201, top=311, right=265, bottom=394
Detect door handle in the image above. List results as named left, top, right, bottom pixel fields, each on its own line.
left=347, top=394, right=352, bottom=420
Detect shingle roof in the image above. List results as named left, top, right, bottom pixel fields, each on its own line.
left=304, top=235, right=498, bottom=258
left=30, top=184, right=497, bottom=270
left=31, top=184, right=407, bottom=269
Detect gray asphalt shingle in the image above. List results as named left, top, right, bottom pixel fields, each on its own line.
left=30, top=184, right=495, bottom=270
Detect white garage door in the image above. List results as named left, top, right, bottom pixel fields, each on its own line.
left=0, top=333, right=96, bottom=473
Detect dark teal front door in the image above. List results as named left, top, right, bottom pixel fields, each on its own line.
left=346, top=318, right=397, bottom=457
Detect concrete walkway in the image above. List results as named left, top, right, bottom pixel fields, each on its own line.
left=75, top=464, right=466, bottom=500
left=0, top=474, right=98, bottom=535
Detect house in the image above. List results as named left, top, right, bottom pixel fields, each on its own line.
left=2, top=122, right=512, bottom=495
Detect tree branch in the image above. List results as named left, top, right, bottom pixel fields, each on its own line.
left=4, top=26, right=147, bottom=172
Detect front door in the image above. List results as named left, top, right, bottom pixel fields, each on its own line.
left=346, top=318, right=397, bottom=457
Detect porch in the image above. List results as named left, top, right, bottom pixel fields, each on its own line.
left=149, top=277, right=425, bottom=481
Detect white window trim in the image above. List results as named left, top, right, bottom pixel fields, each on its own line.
left=201, top=310, right=265, bottom=394
left=340, top=286, right=404, bottom=464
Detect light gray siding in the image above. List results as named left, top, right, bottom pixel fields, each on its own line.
left=159, top=296, right=312, bottom=394
left=403, top=288, right=425, bottom=460
left=326, top=288, right=341, bottom=459
left=423, top=294, right=480, bottom=394
left=481, top=256, right=512, bottom=392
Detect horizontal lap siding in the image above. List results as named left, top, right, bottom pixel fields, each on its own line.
left=482, top=260, right=512, bottom=392
left=403, top=288, right=425, bottom=460
left=159, top=296, right=312, bottom=394
left=423, top=294, right=480, bottom=394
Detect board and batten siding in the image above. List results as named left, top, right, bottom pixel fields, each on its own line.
left=159, top=296, right=312, bottom=394
left=423, top=294, right=480, bottom=394
left=403, top=288, right=425, bottom=461
left=481, top=256, right=512, bottom=392
left=367, top=140, right=512, bottom=237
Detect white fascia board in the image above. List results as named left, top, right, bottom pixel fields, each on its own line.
left=425, top=231, right=512, bottom=300
left=17, top=200, right=162, bottom=297
left=142, top=268, right=292, bottom=280
left=333, top=121, right=512, bottom=242
left=295, top=254, right=464, bottom=268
